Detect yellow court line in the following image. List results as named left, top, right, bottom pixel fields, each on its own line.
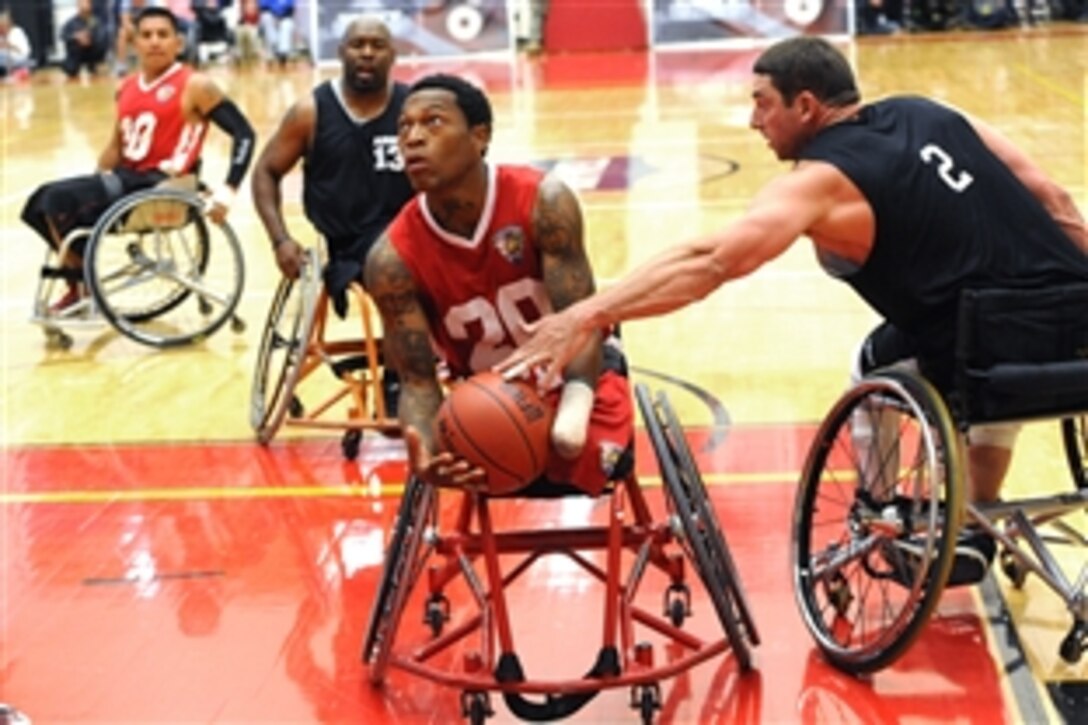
left=1010, top=63, right=1084, bottom=107
left=0, top=471, right=804, bottom=505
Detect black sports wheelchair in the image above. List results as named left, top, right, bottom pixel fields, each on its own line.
left=32, top=175, right=245, bottom=350
left=362, top=382, right=759, bottom=724
left=792, top=283, right=1088, bottom=673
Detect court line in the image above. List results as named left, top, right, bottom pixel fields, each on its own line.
left=1009, top=63, right=1083, bottom=107
left=0, top=471, right=805, bottom=506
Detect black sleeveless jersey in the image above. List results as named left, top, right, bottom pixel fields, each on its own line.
left=799, top=96, right=1088, bottom=337
left=302, top=80, right=415, bottom=261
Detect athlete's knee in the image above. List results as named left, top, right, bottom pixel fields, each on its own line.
left=967, top=422, right=1021, bottom=450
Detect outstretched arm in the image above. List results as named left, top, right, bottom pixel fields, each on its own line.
left=365, top=235, right=485, bottom=488
left=251, top=98, right=313, bottom=278
left=970, top=115, right=1087, bottom=254
left=498, top=167, right=831, bottom=381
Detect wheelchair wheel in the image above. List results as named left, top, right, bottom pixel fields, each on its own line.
left=250, top=249, right=320, bottom=444
left=362, top=475, right=438, bottom=685
left=634, top=384, right=757, bottom=672
left=84, top=189, right=245, bottom=348
left=792, top=369, right=964, bottom=674
left=1061, top=416, right=1087, bottom=491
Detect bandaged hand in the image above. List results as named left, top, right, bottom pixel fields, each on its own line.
left=551, top=379, right=594, bottom=459
left=207, top=185, right=235, bottom=224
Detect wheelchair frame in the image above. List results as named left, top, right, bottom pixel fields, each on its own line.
left=792, top=361, right=1088, bottom=673
left=31, top=180, right=246, bottom=349
left=362, top=384, right=759, bottom=724
left=250, top=246, right=398, bottom=460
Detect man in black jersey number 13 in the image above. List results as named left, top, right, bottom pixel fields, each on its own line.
left=498, top=36, right=1088, bottom=586
left=251, top=16, right=414, bottom=413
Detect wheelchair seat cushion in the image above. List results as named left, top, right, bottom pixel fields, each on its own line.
left=955, top=283, right=1088, bottom=423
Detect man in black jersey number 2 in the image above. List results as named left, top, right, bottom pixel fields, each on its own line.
left=499, top=36, right=1088, bottom=586
left=251, top=16, right=414, bottom=413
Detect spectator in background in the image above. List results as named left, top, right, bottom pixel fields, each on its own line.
left=61, top=0, right=111, bottom=80
left=236, top=0, right=261, bottom=64
left=259, top=0, right=295, bottom=66
left=856, top=0, right=903, bottom=33
left=0, top=9, right=32, bottom=82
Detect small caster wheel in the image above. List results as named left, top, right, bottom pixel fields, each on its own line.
left=629, top=683, right=661, bottom=725
left=230, top=315, right=246, bottom=334
left=663, top=582, right=691, bottom=627
left=288, top=395, right=304, bottom=419
left=199, top=296, right=213, bottom=315
left=341, top=429, right=362, bottom=460
left=1059, top=621, right=1086, bottom=664
left=460, top=691, right=493, bottom=725
left=424, top=593, right=450, bottom=637
left=1000, top=549, right=1028, bottom=589
left=45, top=328, right=73, bottom=350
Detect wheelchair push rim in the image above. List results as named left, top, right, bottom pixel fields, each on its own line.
left=791, top=370, right=965, bottom=674
left=84, top=188, right=245, bottom=348
left=250, top=248, right=321, bottom=441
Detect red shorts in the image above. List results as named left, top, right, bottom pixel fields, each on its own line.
left=541, top=370, right=633, bottom=496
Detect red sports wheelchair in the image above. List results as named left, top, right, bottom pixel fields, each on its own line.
left=362, top=383, right=759, bottom=723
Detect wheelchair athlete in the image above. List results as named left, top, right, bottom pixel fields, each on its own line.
left=498, top=36, right=1088, bottom=585
left=21, top=6, right=255, bottom=313
left=365, top=74, right=634, bottom=496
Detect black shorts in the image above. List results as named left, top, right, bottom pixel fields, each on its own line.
left=22, top=167, right=165, bottom=253
left=858, top=320, right=956, bottom=395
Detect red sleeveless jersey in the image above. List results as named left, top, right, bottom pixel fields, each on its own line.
left=115, top=63, right=207, bottom=174
left=388, top=165, right=549, bottom=379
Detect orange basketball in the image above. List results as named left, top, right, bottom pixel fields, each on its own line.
left=433, top=371, right=555, bottom=495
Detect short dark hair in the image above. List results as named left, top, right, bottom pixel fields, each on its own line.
left=407, top=73, right=492, bottom=130
left=134, top=6, right=179, bottom=33
left=753, top=37, right=860, bottom=107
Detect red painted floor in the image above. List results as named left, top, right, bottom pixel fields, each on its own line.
left=0, top=427, right=1017, bottom=723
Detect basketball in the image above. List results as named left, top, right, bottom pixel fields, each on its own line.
left=433, top=371, right=555, bottom=495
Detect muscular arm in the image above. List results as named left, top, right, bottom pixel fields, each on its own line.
left=251, top=99, right=314, bottom=249
left=532, top=175, right=602, bottom=384
left=970, top=115, right=1088, bottom=254
left=499, top=166, right=836, bottom=380
left=365, top=235, right=445, bottom=453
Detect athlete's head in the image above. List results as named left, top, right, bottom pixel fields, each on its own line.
left=133, top=7, right=182, bottom=75
left=398, top=74, right=493, bottom=192
left=750, top=37, right=861, bottom=162
left=753, top=37, right=859, bottom=108
left=339, top=16, right=395, bottom=93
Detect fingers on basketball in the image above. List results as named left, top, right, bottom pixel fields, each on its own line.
left=433, top=371, right=555, bottom=495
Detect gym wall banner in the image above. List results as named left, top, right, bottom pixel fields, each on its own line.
left=650, top=0, right=852, bottom=48
left=312, top=1, right=514, bottom=63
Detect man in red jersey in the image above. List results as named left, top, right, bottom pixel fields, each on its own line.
left=365, top=74, right=632, bottom=497
left=22, top=6, right=255, bottom=311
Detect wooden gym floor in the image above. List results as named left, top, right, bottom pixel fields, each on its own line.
left=1, top=24, right=1086, bottom=723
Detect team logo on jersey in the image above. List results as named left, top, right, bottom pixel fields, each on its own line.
left=599, top=441, right=625, bottom=478
left=156, top=85, right=177, bottom=104
left=493, top=226, right=526, bottom=265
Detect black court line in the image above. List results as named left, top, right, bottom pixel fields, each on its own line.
left=631, top=366, right=731, bottom=454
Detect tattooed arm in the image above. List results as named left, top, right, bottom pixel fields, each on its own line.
left=365, top=234, right=485, bottom=487
left=533, top=175, right=603, bottom=387
left=533, top=175, right=603, bottom=458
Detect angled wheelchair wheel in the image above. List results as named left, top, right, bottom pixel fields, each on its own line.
left=792, top=369, right=964, bottom=674
left=635, top=384, right=757, bottom=672
left=362, top=475, right=438, bottom=685
left=1061, top=416, right=1087, bottom=491
left=84, top=189, right=245, bottom=348
left=250, top=248, right=321, bottom=444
